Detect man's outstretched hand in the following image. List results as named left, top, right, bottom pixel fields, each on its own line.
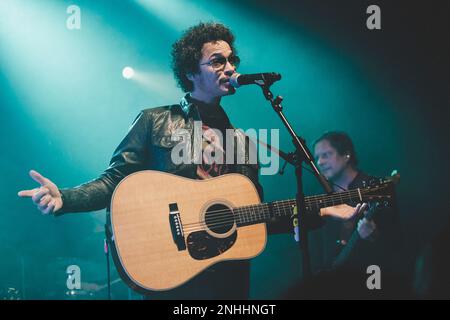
left=18, top=170, right=63, bottom=215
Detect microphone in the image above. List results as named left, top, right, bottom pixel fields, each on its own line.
left=229, top=72, right=281, bottom=88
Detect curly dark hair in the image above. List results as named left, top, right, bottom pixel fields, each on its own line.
left=171, top=22, right=237, bottom=92
left=313, top=131, right=359, bottom=168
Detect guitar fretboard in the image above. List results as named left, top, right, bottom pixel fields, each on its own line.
left=234, top=188, right=364, bottom=226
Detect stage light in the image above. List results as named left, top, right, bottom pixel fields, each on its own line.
left=122, top=66, right=135, bottom=79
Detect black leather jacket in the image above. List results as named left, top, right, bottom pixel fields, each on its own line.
left=58, top=95, right=263, bottom=215
left=57, top=95, right=323, bottom=236
left=56, top=95, right=320, bottom=299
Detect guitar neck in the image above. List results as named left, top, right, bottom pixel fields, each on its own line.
left=235, top=188, right=364, bottom=227
left=332, top=206, right=378, bottom=268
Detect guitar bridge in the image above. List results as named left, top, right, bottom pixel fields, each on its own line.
left=169, top=203, right=186, bottom=251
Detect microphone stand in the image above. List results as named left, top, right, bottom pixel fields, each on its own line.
left=257, top=80, right=333, bottom=280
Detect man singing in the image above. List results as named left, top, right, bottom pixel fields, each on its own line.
left=19, top=23, right=362, bottom=299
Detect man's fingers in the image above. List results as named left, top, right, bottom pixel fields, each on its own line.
left=29, top=170, right=48, bottom=186
left=18, top=188, right=39, bottom=197
left=32, top=188, right=49, bottom=204
left=351, top=203, right=361, bottom=217
left=19, top=171, right=52, bottom=198
left=354, top=203, right=368, bottom=216
left=360, top=203, right=368, bottom=213
left=39, top=198, right=54, bottom=213
left=42, top=202, right=55, bottom=215
left=40, top=195, right=52, bottom=207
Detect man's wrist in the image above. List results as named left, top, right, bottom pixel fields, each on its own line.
left=53, top=189, right=65, bottom=217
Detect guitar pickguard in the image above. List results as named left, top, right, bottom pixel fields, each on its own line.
left=186, top=231, right=237, bottom=260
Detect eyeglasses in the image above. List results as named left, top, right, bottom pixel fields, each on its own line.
left=200, top=55, right=240, bottom=70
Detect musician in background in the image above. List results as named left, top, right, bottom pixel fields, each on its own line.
left=18, top=23, right=363, bottom=299
left=312, top=131, right=404, bottom=297
left=313, top=132, right=377, bottom=256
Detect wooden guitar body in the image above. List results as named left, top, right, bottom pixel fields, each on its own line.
left=110, top=170, right=266, bottom=292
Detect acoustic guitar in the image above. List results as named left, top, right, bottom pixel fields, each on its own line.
left=110, top=170, right=396, bottom=292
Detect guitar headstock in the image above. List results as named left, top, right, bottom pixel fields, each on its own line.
left=361, top=170, right=400, bottom=208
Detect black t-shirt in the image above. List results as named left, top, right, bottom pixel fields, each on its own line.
left=194, top=99, right=233, bottom=179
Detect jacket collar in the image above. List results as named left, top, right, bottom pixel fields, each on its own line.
left=179, top=94, right=193, bottom=116
left=179, top=94, right=206, bottom=121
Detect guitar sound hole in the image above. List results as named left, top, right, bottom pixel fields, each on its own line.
left=204, top=204, right=235, bottom=234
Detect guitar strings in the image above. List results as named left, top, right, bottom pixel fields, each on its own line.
left=182, top=189, right=365, bottom=231
left=182, top=195, right=360, bottom=231
left=182, top=188, right=363, bottom=228
left=182, top=189, right=371, bottom=232
left=182, top=188, right=363, bottom=227
left=183, top=188, right=388, bottom=233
